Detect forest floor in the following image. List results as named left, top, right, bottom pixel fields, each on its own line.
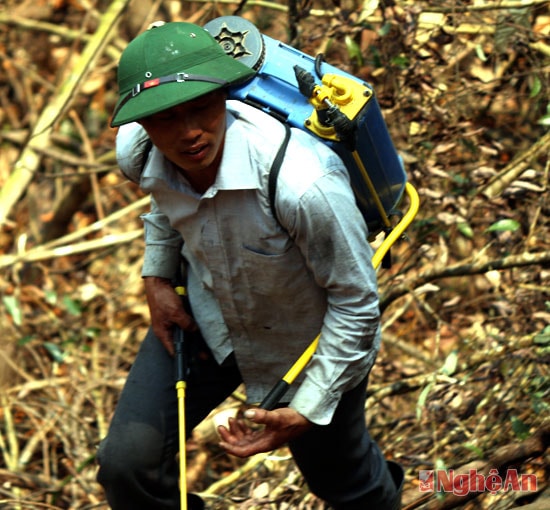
left=0, top=1, right=549, bottom=509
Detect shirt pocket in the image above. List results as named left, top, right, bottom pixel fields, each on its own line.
left=240, top=241, right=317, bottom=300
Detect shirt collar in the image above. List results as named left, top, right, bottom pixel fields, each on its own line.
left=208, top=109, right=261, bottom=193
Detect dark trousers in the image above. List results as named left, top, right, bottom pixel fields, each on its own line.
left=97, top=328, right=398, bottom=509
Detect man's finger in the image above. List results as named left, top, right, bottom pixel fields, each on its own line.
left=219, top=441, right=251, bottom=458
left=164, top=340, right=175, bottom=356
left=243, top=408, right=275, bottom=425
left=217, top=424, right=232, bottom=443
left=227, top=417, right=249, bottom=440
left=217, top=419, right=249, bottom=444
left=218, top=431, right=274, bottom=458
left=175, top=312, right=198, bottom=332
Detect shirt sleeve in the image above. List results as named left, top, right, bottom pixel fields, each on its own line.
left=141, top=196, right=183, bottom=279
left=283, top=165, right=382, bottom=425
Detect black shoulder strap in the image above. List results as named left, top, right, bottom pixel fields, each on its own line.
left=268, top=123, right=291, bottom=225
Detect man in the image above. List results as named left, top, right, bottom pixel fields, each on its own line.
left=97, top=20, right=403, bottom=510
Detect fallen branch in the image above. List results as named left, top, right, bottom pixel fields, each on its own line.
left=0, top=196, right=149, bottom=269
left=380, top=250, right=550, bottom=312
left=201, top=452, right=272, bottom=496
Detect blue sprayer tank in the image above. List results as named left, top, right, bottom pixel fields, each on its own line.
left=204, top=16, right=407, bottom=234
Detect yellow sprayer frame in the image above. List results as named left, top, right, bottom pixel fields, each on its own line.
left=259, top=182, right=420, bottom=410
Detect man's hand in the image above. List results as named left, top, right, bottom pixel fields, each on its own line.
left=218, top=407, right=313, bottom=457
left=144, top=276, right=197, bottom=355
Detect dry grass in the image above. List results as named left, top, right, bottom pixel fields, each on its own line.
left=1, top=1, right=549, bottom=509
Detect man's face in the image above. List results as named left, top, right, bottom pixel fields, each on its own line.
left=139, top=89, right=227, bottom=179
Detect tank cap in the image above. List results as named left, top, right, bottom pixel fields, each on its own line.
left=204, top=16, right=265, bottom=71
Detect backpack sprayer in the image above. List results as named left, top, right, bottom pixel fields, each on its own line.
left=204, top=16, right=412, bottom=237
left=202, top=16, right=419, bottom=409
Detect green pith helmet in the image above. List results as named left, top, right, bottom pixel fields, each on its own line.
left=111, top=21, right=256, bottom=127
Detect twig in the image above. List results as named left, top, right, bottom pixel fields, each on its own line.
left=202, top=452, right=271, bottom=495
left=0, top=349, right=34, bottom=385
left=57, top=454, right=98, bottom=491
left=91, top=323, right=108, bottom=440
left=526, top=151, right=549, bottom=251
left=530, top=40, right=550, bottom=58
left=0, top=498, right=66, bottom=510
left=0, top=130, right=117, bottom=170
left=165, top=0, right=377, bottom=19
left=382, top=330, right=436, bottom=366
left=424, top=0, right=549, bottom=14
left=67, top=110, right=105, bottom=222
left=6, top=376, right=125, bottom=399
left=18, top=408, right=60, bottom=469
left=478, top=130, right=550, bottom=199
left=368, top=332, right=538, bottom=405
left=367, top=374, right=457, bottom=403
left=40, top=196, right=149, bottom=250
left=0, top=395, right=19, bottom=472
left=0, top=230, right=144, bottom=269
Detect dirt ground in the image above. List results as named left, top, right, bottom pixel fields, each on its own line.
left=0, top=1, right=549, bottom=509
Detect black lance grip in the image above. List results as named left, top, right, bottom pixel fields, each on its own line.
left=259, top=380, right=290, bottom=411
left=174, top=327, right=187, bottom=383
left=259, top=333, right=320, bottom=410
left=173, top=285, right=189, bottom=383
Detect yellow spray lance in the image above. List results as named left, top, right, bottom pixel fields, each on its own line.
left=174, top=285, right=189, bottom=510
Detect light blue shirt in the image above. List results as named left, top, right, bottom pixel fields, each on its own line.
left=116, top=100, right=381, bottom=425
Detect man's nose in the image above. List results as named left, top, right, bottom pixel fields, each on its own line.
left=175, top=115, right=201, bottom=140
